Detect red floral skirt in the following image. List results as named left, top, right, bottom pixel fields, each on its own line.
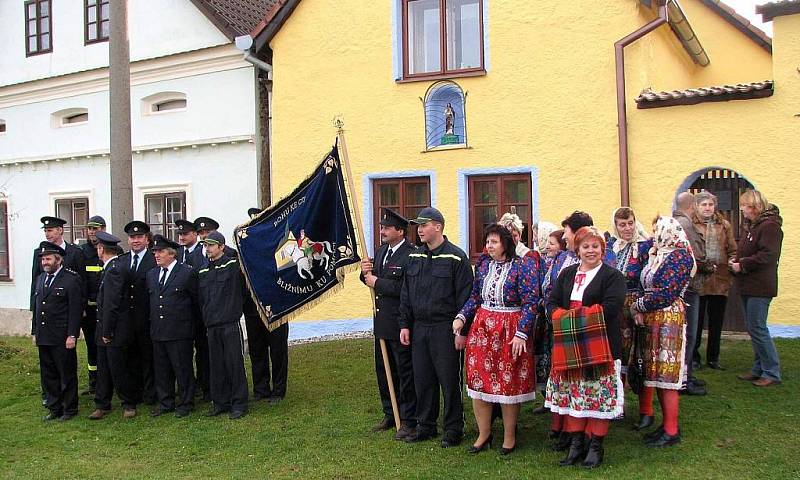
left=465, top=306, right=535, bottom=404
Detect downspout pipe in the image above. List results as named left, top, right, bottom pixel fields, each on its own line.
left=235, top=35, right=274, bottom=207
left=614, top=3, right=669, bottom=206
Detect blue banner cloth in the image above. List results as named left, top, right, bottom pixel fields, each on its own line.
left=234, top=146, right=360, bottom=330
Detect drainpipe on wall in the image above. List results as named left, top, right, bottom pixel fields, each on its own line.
left=614, top=2, right=669, bottom=206
left=236, top=35, right=274, bottom=207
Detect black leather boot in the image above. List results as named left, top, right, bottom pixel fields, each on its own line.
left=551, top=430, right=571, bottom=451
left=559, top=433, right=587, bottom=466
left=633, top=414, right=654, bottom=431
left=582, top=435, right=605, bottom=468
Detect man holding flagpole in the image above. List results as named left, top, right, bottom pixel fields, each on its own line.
left=361, top=208, right=417, bottom=440
left=400, top=207, right=473, bottom=448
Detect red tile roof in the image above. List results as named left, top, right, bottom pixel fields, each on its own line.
left=190, top=0, right=279, bottom=40
left=757, top=0, right=800, bottom=22
left=635, top=80, right=774, bottom=108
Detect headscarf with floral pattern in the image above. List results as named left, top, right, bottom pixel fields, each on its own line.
left=648, top=216, right=697, bottom=277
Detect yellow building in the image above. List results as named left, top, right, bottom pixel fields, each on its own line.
left=250, top=0, right=799, bottom=333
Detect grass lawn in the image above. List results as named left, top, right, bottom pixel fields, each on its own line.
left=0, top=335, right=797, bottom=479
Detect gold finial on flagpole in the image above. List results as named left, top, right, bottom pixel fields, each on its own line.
left=333, top=115, right=345, bottom=132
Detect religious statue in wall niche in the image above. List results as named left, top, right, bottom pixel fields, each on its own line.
left=444, top=103, right=455, bottom=135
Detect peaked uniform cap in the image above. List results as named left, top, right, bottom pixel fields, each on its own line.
left=124, top=220, right=150, bottom=235
left=95, top=231, right=121, bottom=247
left=175, top=219, right=196, bottom=234
left=40, top=216, right=67, bottom=228
left=379, top=208, right=409, bottom=229
left=38, top=241, right=66, bottom=256
left=193, top=217, right=219, bottom=231
left=152, top=234, right=180, bottom=250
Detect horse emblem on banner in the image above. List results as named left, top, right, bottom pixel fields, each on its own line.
left=275, top=228, right=334, bottom=279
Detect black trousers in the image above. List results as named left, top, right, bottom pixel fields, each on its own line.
left=127, top=322, right=156, bottom=404
left=245, top=315, right=289, bottom=398
left=411, top=323, right=463, bottom=436
left=207, top=322, right=249, bottom=412
left=95, top=345, right=136, bottom=410
left=82, top=305, right=98, bottom=387
left=153, top=339, right=195, bottom=413
left=38, top=344, right=78, bottom=416
left=695, top=295, right=728, bottom=364
left=375, top=337, right=416, bottom=425
left=194, top=317, right=211, bottom=398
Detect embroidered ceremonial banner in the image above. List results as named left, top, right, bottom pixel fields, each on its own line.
left=234, top=145, right=360, bottom=330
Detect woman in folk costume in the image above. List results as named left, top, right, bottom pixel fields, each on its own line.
left=535, top=221, right=558, bottom=271
left=608, top=207, right=655, bottom=430
left=531, top=223, right=560, bottom=410
left=497, top=212, right=541, bottom=265
left=544, top=211, right=613, bottom=449
left=454, top=224, right=540, bottom=455
left=630, top=216, right=696, bottom=447
left=544, top=226, right=626, bottom=468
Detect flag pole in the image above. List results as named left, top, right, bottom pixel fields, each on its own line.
left=336, top=119, right=402, bottom=432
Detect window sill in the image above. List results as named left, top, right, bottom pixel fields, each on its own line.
left=145, top=108, right=187, bottom=117
left=58, top=121, right=89, bottom=128
left=26, top=50, right=53, bottom=58
left=396, top=69, right=486, bottom=84
left=422, top=144, right=470, bottom=153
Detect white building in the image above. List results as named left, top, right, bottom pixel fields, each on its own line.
left=0, top=0, right=275, bottom=333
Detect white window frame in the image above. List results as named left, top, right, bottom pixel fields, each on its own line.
left=51, top=108, right=89, bottom=128
left=141, top=92, right=188, bottom=116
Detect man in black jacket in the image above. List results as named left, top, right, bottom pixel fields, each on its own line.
left=243, top=208, right=289, bottom=405
left=91, top=231, right=137, bottom=420
left=198, top=231, right=249, bottom=419
left=399, top=207, right=474, bottom=448
left=80, top=215, right=106, bottom=395
left=176, top=218, right=211, bottom=401
left=360, top=208, right=417, bottom=439
left=175, top=219, right=201, bottom=266
left=32, top=242, right=83, bottom=421
left=30, top=216, right=87, bottom=312
left=146, top=235, right=200, bottom=418
left=30, top=216, right=86, bottom=406
left=120, top=220, right=157, bottom=406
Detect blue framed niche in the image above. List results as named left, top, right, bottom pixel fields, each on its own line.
left=421, top=81, right=468, bottom=151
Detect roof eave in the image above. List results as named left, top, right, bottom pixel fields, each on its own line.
left=252, top=0, right=302, bottom=53
left=757, top=1, right=800, bottom=22
left=699, top=0, right=772, bottom=54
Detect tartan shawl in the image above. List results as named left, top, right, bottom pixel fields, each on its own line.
left=551, top=304, right=613, bottom=380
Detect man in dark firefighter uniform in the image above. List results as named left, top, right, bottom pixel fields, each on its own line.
left=360, top=208, right=417, bottom=439
left=120, top=220, right=157, bottom=406
left=399, top=207, right=473, bottom=448
left=81, top=215, right=106, bottom=394
left=32, top=241, right=82, bottom=421
left=146, top=234, right=200, bottom=418
left=243, top=207, right=289, bottom=405
left=197, top=231, right=249, bottom=419
left=30, top=216, right=86, bottom=406
left=90, top=231, right=137, bottom=419
left=176, top=218, right=211, bottom=402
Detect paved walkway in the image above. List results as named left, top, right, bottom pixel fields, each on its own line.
left=284, top=318, right=800, bottom=343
